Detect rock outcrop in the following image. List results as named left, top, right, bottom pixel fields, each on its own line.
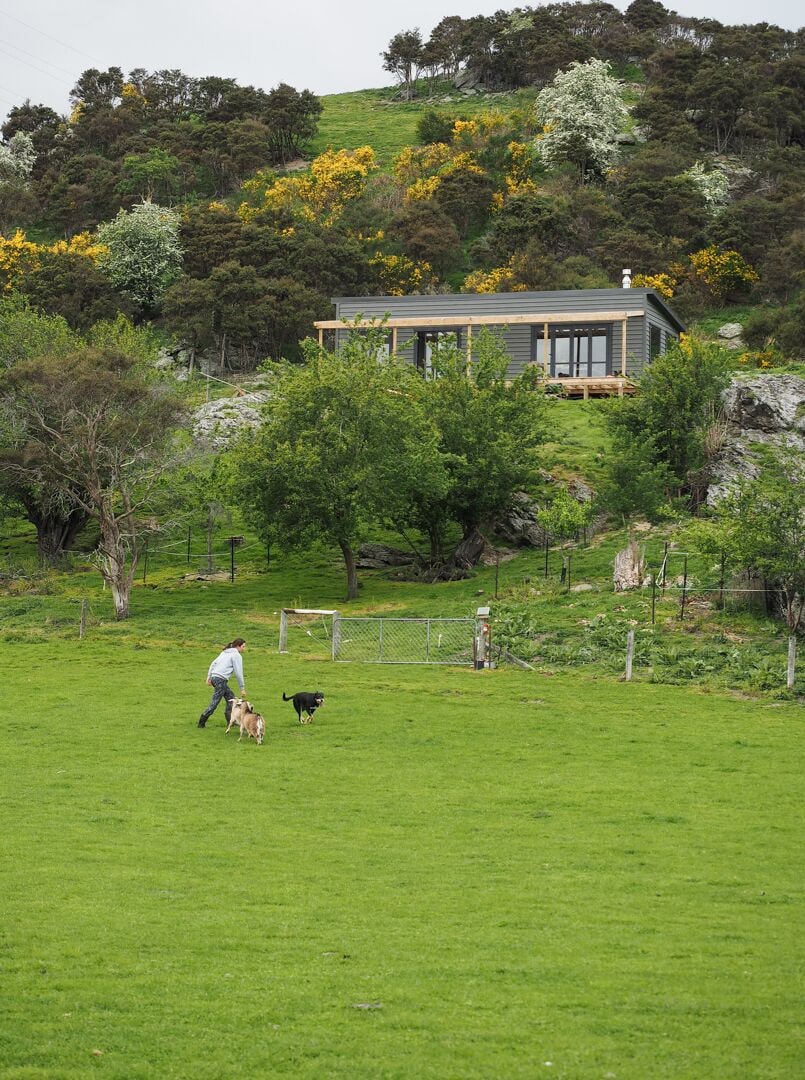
left=192, top=392, right=269, bottom=449
left=356, top=543, right=414, bottom=569
left=707, top=374, right=805, bottom=504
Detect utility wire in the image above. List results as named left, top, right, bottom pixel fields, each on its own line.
left=0, top=41, right=73, bottom=84
left=0, top=35, right=78, bottom=78
left=0, top=8, right=100, bottom=64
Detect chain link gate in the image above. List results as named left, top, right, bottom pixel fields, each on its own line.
left=332, top=616, right=483, bottom=665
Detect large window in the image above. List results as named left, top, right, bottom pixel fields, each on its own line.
left=415, top=329, right=462, bottom=378
left=532, top=323, right=612, bottom=377
left=649, top=323, right=663, bottom=360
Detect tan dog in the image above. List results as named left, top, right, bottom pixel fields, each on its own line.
left=226, top=699, right=265, bottom=745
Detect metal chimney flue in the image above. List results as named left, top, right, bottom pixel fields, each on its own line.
left=622, top=268, right=632, bottom=288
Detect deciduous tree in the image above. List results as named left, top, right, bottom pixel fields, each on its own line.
left=96, top=200, right=183, bottom=309
left=231, top=327, right=447, bottom=599
left=534, top=58, right=627, bottom=179
left=0, top=349, right=184, bottom=616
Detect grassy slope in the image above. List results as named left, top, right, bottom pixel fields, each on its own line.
left=2, top=639, right=802, bottom=1079
left=310, top=85, right=537, bottom=167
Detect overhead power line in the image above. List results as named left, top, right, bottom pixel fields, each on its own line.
left=0, top=35, right=78, bottom=78
left=0, top=8, right=100, bottom=64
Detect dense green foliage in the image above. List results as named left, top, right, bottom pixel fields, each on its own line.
left=599, top=337, right=734, bottom=511
left=0, top=1, right=800, bottom=364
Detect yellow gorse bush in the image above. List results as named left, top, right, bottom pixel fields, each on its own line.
left=239, top=147, right=378, bottom=225
left=632, top=272, right=677, bottom=299
left=463, top=257, right=527, bottom=293
left=689, top=246, right=759, bottom=298
left=369, top=252, right=435, bottom=296
left=0, top=230, right=108, bottom=291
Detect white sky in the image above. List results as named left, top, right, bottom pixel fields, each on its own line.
left=0, top=0, right=802, bottom=124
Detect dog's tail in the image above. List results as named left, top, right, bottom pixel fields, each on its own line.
left=282, top=693, right=292, bottom=701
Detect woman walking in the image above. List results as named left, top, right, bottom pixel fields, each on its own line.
left=198, top=638, right=247, bottom=728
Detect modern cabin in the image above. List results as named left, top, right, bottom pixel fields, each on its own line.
left=314, top=286, right=686, bottom=397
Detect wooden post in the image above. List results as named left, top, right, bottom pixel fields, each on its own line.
left=543, top=323, right=549, bottom=378
left=391, top=327, right=398, bottom=355
left=651, top=573, right=657, bottom=625
left=466, top=325, right=473, bottom=370
left=679, top=555, right=688, bottom=620
left=718, top=552, right=726, bottom=610
left=661, top=541, right=669, bottom=593
left=318, top=328, right=323, bottom=347
left=787, top=636, right=797, bottom=690
left=625, top=629, right=635, bottom=681
left=79, top=599, right=88, bottom=640
left=621, top=318, right=627, bottom=376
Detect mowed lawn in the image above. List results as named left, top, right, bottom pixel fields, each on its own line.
left=2, top=641, right=802, bottom=1079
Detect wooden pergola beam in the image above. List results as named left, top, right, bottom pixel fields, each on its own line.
left=313, top=310, right=645, bottom=330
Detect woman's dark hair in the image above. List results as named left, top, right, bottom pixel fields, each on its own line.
left=225, top=638, right=246, bottom=649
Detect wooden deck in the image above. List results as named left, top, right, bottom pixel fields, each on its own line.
left=547, top=377, right=637, bottom=398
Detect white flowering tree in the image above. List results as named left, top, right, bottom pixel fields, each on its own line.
left=534, top=58, right=627, bottom=179
left=0, top=132, right=36, bottom=184
left=96, top=200, right=182, bottom=309
left=684, top=161, right=729, bottom=216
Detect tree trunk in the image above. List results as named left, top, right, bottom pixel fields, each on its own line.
left=98, top=515, right=137, bottom=620
left=452, top=527, right=486, bottom=569
left=339, top=539, right=359, bottom=601
left=20, top=494, right=88, bottom=566
left=34, top=508, right=88, bottom=565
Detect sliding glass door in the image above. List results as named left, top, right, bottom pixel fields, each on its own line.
left=533, top=324, right=612, bottom=377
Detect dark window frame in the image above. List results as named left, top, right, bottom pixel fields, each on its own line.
left=649, top=323, right=663, bottom=361
left=530, top=322, right=614, bottom=377
left=415, top=328, right=463, bottom=376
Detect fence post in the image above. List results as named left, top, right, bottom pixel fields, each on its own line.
left=625, top=629, right=635, bottom=681
left=378, top=618, right=383, bottom=663
left=661, top=540, right=669, bottom=593
left=332, top=614, right=340, bottom=661
left=788, top=636, right=797, bottom=690
left=679, top=555, right=688, bottom=620
left=79, top=598, right=88, bottom=640
left=651, top=573, right=657, bottom=625
left=278, top=610, right=288, bottom=653
left=426, top=619, right=431, bottom=663
left=718, top=552, right=726, bottom=610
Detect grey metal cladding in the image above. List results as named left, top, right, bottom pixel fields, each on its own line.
left=332, top=288, right=685, bottom=333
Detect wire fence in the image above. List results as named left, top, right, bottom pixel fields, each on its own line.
left=332, top=617, right=481, bottom=665
left=0, top=530, right=800, bottom=691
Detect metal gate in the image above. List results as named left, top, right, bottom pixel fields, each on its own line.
left=332, top=616, right=480, bottom=665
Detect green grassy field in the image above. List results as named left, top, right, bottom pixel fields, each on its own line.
left=1, top=508, right=803, bottom=1080
left=2, top=636, right=802, bottom=1080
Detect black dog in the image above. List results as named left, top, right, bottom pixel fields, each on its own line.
left=283, top=691, right=324, bottom=724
